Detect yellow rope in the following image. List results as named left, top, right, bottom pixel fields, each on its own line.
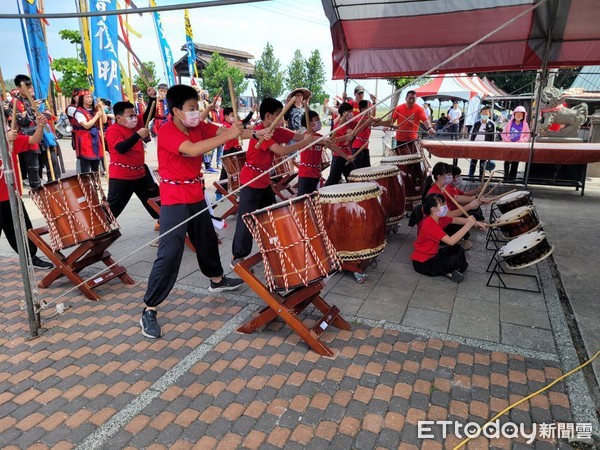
left=453, top=350, right=600, bottom=449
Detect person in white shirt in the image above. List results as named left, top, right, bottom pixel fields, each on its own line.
left=448, top=102, right=462, bottom=141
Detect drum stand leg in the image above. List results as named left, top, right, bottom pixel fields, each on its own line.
left=486, top=251, right=541, bottom=293
left=271, top=173, right=298, bottom=201
left=212, top=180, right=239, bottom=220
left=234, top=253, right=351, bottom=357
left=485, top=226, right=507, bottom=251
left=147, top=196, right=200, bottom=252
left=27, top=228, right=135, bottom=301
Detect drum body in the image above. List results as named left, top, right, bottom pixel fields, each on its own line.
left=271, top=154, right=295, bottom=178
left=320, top=149, right=331, bottom=170
left=221, top=150, right=246, bottom=192
left=242, top=194, right=340, bottom=292
left=30, top=173, right=118, bottom=251
left=387, top=140, right=422, bottom=157
left=495, top=206, right=541, bottom=238
left=318, top=182, right=386, bottom=261
left=496, top=190, right=533, bottom=214
left=348, top=166, right=405, bottom=226
left=380, top=153, right=426, bottom=210
left=499, top=231, right=554, bottom=269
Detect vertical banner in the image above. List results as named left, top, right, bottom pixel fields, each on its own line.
left=184, top=9, right=199, bottom=84
left=19, top=0, right=50, bottom=100
left=77, top=0, right=94, bottom=88
left=150, top=0, right=176, bottom=86
left=89, top=0, right=121, bottom=104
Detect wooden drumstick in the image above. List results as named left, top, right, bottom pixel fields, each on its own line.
left=477, top=171, right=494, bottom=200
left=487, top=218, right=522, bottom=228
left=441, top=186, right=470, bottom=218
left=256, top=97, right=296, bottom=147
left=144, top=100, right=156, bottom=128
left=227, top=77, right=243, bottom=147
left=96, top=98, right=109, bottom=180
left=487, top=188, right=517, bottom=203
left=304, top=99, right=311, bottom=133
left=20, top=82, right=55, bottom=181
left=483, top=181, right=501, bottom=198
left=251, top=88, right=257, bottom=109
left=346, top=139, right=368, bottom=166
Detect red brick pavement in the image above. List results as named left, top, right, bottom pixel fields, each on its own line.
left=0, top=259, right=577, bottom=448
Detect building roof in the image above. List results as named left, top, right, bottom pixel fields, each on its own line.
left=174, top=43, right=255, bottom=78
left=569, top=66, right=600, bottom=92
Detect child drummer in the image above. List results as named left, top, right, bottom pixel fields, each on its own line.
left=141, top=85, right=264, bottom=339
left=230, top=98, right=316, bottom=268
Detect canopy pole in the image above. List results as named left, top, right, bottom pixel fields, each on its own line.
left=524, top=0, right=560, bottom=189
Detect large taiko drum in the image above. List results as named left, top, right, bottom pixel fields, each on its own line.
left=380, top=153, right=427, bottom=212
left=347, top=166, right=405, bottom=228
left=30, top=173, right=119, bottom=251
left=386, top=140, right=423, bottom=157
left=495, top=190, right=533, bottom=214
left=499, top=230, right=554, bottom=269
left=242, top=194, right=340, bottom=292
left=271, top=154, right=296, bottom=178
left=318, top=182, right=386, bottom=262
left=221, top=150, right=246, bottom=192
left=494, top=206, right=541, bottom=239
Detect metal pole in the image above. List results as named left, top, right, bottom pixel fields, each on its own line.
left=0, top=111, right=39, bottom=336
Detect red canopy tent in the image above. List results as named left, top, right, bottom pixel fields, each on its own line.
left=413, top=73, right=508, bottom=101
left=321, top=0, right=600, bottom=80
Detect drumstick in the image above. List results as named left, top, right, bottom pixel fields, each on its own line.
left=20, top=82, right=55, bottom=181
left=227, top=77, right=243, bottom=147
left=9, top=97, right=24, bottom=192
left=144, top=100, right=156, bottom=128
left=477, top=171, right=494, bottom=200
left=251, top=88, right=257, bottom=109
left=304, top=99, right=311, bottom=133
left=96, top=99, right=109, bottom=180
left=486, top=218, right=522, bottom=228
left=256, top=97, right=296, bottom=147
left=441, top=186, right=470, bottom=218
left=483, top=181, right=501, bottom=198
left=345, top=139, right=368, bottom=166
left=488, top=188, right=517, bottom=203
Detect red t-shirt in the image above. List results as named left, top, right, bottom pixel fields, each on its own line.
left=222, top=121, right=241, bottom=151
left=352, top=116, right=371, bottom=149
left=334, top=125, right=352, bottom=156
left=0, top=135, right=29, bottom=201
left=427, top=183, right=457, bottom=211
left=412, top=215, right=453, bottom=262
left=392, top=103, right=427, bottom=142
left=240, top=123, right=295, bottom=189
left=157, top=118, right=219, bottom=205
left=105, top=113, right=146, bottom=180
left=445, top=185, right=464, bottom=197
left=298, top=132, right=324, bottom=179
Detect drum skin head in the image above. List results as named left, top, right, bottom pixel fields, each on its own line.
left=380, top=153, right=422, bottom=164
left=348, top=165, right=400, bottom=180
left=497, top=205, right=534, bottom=222
left=319, top=182, right=378, bottom=196
left=500, top=230, right=546, bottom=256
left=497, top=190, right=530, bottom=205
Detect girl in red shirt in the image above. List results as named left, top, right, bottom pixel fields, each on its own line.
left=324, top=102, right=355, bottom=186
left=412, top=194, right=484, bottom=283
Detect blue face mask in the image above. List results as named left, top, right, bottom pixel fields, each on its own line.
left=480, top=115, right=489, bottom=122
left=437, top=205, right=448, bottom=217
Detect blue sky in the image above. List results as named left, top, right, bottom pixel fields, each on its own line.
left=0, top=0, right=393, bottom=102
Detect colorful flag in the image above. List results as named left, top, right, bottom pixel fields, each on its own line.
left=184, top=9, right=199, bottom=82
left=89, top=0, right=121, bottom=105
left=18, top=0, right=50, bottom=100
left=150, top=0, right=176, bottom=86
left=77, top=0, right=94, bottom=89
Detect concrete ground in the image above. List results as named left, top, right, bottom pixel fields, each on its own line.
left=0, top=130, right=598, bottom=447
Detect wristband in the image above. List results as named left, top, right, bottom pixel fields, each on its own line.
left=252, top=131, right=258, bottom=140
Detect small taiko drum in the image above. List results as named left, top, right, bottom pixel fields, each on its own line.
left=221, top=150, right=246, bottom=192
left=380, top=153, right=427, bottom=211
left=242, top=194, right=340, bottom=292
left=498, top=230, right=554, bottom=269
left=494, top=206, right=541, bottom=239
left=495, top=190, right=533, bottom=214
left=386, top=139, right=423, bottom=157
left=348, top=166, right=405, bottom=228
left=271, top=154, right=296, bottom=178
left=318, top=182, right=386, bottom=262
left=320, top=148, right=331, bottom=171
left=30, top=173, right=118, bottom=251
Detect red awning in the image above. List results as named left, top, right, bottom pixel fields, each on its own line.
left=414, top=73, right=508, bottom=101
left=321, top=0, right=600, bottom=79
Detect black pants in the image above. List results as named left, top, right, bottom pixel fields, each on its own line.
left=80, top=159, right=100, bottom=173
left=232, top=185, right=276, bottom=259
left=504, top=161, right=519, bottom=179
left=297, top=177, right=320, bottom=196
left=0, top=200, right=38, bottom=257
left=38, top=146, right=60, bottom=182
left=324, top=156, right=353, bottom=186
left=412, top=244, right=468, bottom=277
left=23, top=150, right=41, bottom=188
left=107, top=176, right=159, bottom=219
left=143, top=201, right=224, bottom=307
left=352, top=147, right=370, bottom=169
left=468, top=159, right=487, bottom=178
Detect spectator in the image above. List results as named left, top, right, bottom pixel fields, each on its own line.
left=468, top=107, right=496, bottom=179
left=448, top=101, right=462, bottom=141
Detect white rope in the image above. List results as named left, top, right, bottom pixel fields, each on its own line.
left=36, top=0, right=549, bottom=311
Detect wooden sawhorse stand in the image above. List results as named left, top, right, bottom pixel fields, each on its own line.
left=212, top=180, right=240, bottom=220
left=271, top=173, right=298, bottom=201
left=234, top=253, right=351, bottom=357
left=27, top=227, right=135, bottom=301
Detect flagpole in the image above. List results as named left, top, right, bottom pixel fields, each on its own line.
left=126, top=11, right=133, bottom=93
left=150, top=0, right=169, bottom=86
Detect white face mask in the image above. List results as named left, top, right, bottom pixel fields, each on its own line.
left=453, top=176, right=462, bottom=186
left=437, top=205, right=448, bottom=217
left=179, top=110, right=200, bottom=127
left=444, top=175, right=453, bottom=185
left=123, top=116, right=138, bottom=129
left=312, top=121, right=322, bottom=132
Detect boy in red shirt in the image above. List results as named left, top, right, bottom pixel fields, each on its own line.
left=297, top=109, right=351, bottom=195
left=231, top=98, right=316, bottom=267
left=105, top=90, right=158, bottom=219
left=350, top=100, right=374, bottom=169
left=141, top=85, right=259, bottom=339
left=324, top=102, right=355, bottom=186
left=2, top=115, right=53, bottom=269
left=412, top=194, right=482, bottom=283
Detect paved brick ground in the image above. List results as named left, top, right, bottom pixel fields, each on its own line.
left=0, top=258, right=579, bottom=449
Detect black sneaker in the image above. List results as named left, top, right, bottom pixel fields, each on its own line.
left=140, top=309, right=161, bottom=339
left=445, top=270, right=464, bottom=284
left=31, top=256, right=54, bottom=270
left=209, top=276, right=244, bottom=293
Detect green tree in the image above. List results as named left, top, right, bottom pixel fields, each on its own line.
left=254, top=42, right=285, bottom=101
left=286, top=50, right=308, bottom=93
left=201, top=53, right=248, bottom=106
left=132, top=61, right=159, bottom=94
left=305, top=49, right=327, bottom=104
left=59, top=29, right=82, bottom=58
left=51, top=57, right=88, bottom=97
left=386, top=77, right=421, bottom=109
